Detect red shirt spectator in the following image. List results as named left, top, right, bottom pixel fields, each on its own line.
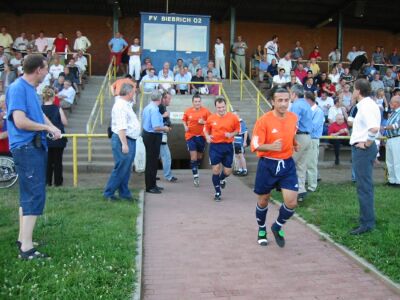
left=328, top=120, right=348, bottom=136
left=308, top=47, right=322, bottom=60
left=294, top=68, right=307, bottom=83
left=53, top=32, right=69, bottom=53
left=321, top=81, right=336, bottom=96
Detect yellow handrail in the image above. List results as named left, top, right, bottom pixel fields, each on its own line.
left=230, top=58, right=272, bottom=118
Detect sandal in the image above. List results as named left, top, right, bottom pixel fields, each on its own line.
left=16, top=240, right=40, bottom=250
left=19, top=248, right=50, bottom=260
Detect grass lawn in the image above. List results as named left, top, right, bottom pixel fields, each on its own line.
left=0, top=187, right=139, bottom=299
left=272, top=183, right=400, bottom=283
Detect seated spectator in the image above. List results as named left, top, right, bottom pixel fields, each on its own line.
left=328, top=67, right=340, bottom=85
left=303, top=77, right=318, bottom=96
left=258, top=54, right=269, bottom=83
left=388, top=48, right=399, bottom=66
left=158, top=62, right=174, bottom=78
left=292, top=41, right=304, bottom=60
left=0, top=64, right=16, bottom=94
left=10, top=51, right=23, bottom=68
left=27, top=33, right=37, bottom=52
left=272, top=68, right=287, bottom=87
left=188, top=57, right=201, bottom=76
left=341, top=84, right=353, bottom=111
left=49, top=55, right=64, bottom=81
left=0, top=95, right=10, bottom=156
left=67, top=58, right=80, bottom=84
left=12, top=32, right=28, bottom=52
left=321, top=79, right=336, bottom=97
left=74, top=51, right=87, bottom=74
left=35, top=31, right=48, bottom=53
left=141, top=57, right=151, bottom=72
left=294, top=63, right=307, bottom=83
left=74, top=30, right=91, bottom=52
left=159, top=67, right=176, bottom=95
left=371, top=46, right=385, bottom=67
left=328, top=114, right=349, bottom=165
left=202, top=60, right=219, bottom=79
left=59, top=66, right=78, bottom=91
left=111, top=74, right=135, bottom=96
left=266, top=58, right=278, bottom=86
left=340, top=67, right=353, bottom=85
left=315, top=72, right=327, bottom=94
left=336, top=62, right=345, bottom=75
left=302, top=70, right=314, bottom=85
left=287, top=75, right=300, bottom=90
left=375, top=88, right=388, bottom=114
left=289, top=70, right=302, bottom=85
left=58, top=80, right=76, bottom=107
left=252, top=45, right=265, bottom=78
left=335, top=78, right=347, bottom=94
left=173, top=58, right=184, bottom=75
left=383, top=68, right=395, bottom=101
left=140, top=61, right=153, bottom=80
left=140, top=68, right=158, bottom=92
left=328, top=47, right=341, bottom=65
left=184, top=66, right=192, bottom=80
left=371, top=73, right=384, bottom=93
left=206, top=70, right=220, bottom=95
left=190, top=68, right=206, bottom=94
left=277, top=51, right=292, bottom=79
left=53, top=75, right=65, bottom=93
left=317, top=91, right=334, bottom=120
left=308, top=46, right=322, bottom=60
left=346, top=46, right=358, bottom=63
left=174, top=67, right=191, bottom=94
left=309, top=58, right=320, bottom=77
left=328, top=97, right=348, bottom=124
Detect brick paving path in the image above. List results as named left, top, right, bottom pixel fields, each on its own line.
left=143, top=170, right=399, bottom=300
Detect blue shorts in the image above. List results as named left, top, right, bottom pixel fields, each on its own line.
left=187, top=136, right=206, bottom=153
left=209, top=143, right=234, bottom=168
left=11, top=144, right=47, bottom=216
left=254, top=157, right=298, bottom=195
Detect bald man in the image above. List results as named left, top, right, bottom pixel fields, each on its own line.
left=383, top=96, right=400, bottom=187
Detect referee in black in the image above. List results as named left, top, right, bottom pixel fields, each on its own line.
left=142, top=91, right=171, bottom=193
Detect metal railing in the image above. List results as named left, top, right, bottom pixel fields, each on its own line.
left=229, top=59, right=272, bottom=119
left=85, top=57, right=116, bottom=162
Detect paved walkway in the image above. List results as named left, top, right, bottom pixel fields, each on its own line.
left=142, top=170, right=399, bottom=300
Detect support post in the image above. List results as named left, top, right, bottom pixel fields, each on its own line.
left=113, top=2, right=119, bottom=35
left=337, top=11, right=343, bottom=62
left=73, top=136, right=78, bottom=187
left=230, top=6, right=236, bottom=81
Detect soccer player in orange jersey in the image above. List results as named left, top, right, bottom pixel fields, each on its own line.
left=182, top=94, right=212, bottom=187
left=204, top=97, right=240, bottom=201
left=251, top=86, right=300, bottom=247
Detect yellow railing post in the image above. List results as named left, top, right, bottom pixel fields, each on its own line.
left=88, top=54, right=92, bottom=77
left=100, top=91, right=104, bottom=125
left=257, top=91, right=260, bottom=119
left=249, top=59, right=252, bottom=78
left=88, top=137, right=92, bottom=162
left=218, top=83, right=221, bottom=96
left=229, top=59, right=232, bottom=84
left=73, top=135, right=78, bottom=187
left=240, top=69, right=243, bottom=101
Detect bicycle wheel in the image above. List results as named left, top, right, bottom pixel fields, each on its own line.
left=0, top=156, right=19, bottom=189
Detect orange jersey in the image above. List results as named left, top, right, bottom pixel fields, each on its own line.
left=205, top=112, right=241, bottom=144
left=112, top=78, right=136, bottom=96
left=251, top=111, right=298, bottom=159
left=182, top=107, right=212, bottom=140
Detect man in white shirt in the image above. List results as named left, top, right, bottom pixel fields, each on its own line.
left=58, top=80, right=76, bottom=107
left=13, top=32, right=29, bottom=52
left=264, top=35, right=280, bottom=64
left=128, top=37, right=142, bottom=81
left=49, top=55, right=64, bottom=81
left=214, top=37, right=226, bottom=79
left=0, top=26, right=13, bottom=53
left=35, top=31, right=48, bottom=53
left=73, top=30, right=91, bottom=52
left=158, top=68, right=175, bottom=95
left=10, top=51, right=23, bottom=68
left=272, top=68, right=288, bottom=87
left=103, top=83, right=140, bottom=201
left=316, top=91, right=334, bottom=118
left=278, top=51, right=292, bottom=80
left=346, top=46, right=359, bottom=63
left=349, top=79, right=381, bottom=235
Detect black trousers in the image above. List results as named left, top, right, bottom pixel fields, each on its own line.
left=330, top=140, right=348, bottom=161
left=47, top=147, right=64, bottom=186
left=142, top=131, right=162, bottom=190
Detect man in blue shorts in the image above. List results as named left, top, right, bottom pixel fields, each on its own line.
left=204, top=97, right=240, bottom=201
left=182, top=94, right=211, bottom=187
left=251, top=86, right=299, bottom=247
left=6, top=54, right=62, bottom=259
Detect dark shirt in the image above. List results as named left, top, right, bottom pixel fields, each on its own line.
left=267, top=64, right=278, bottom=77
left=191, top=75, right=204, bottom=88
left=42, top=104, right=67, bottom=148
left=303, top=84, right=317, bottom=94
left=350, top=55, right=368, bottom=71
left=158, top=104, right=171, bottom=127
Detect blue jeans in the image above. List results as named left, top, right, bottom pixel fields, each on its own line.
left=160, top=143, right=173, bottom=180
left=351, top=147, right=356, bottom=182
left=11, top=144, right=47, bottom=216
left=352, top=144, right=378, bottom=229
left=104, top=134, right=136, bottom=198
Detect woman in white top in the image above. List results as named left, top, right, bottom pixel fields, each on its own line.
left=214, top=37, right=226, bottom=79
left=128, top=37, right=141, bottom=81
left=328, top=67, right=340, bottom=85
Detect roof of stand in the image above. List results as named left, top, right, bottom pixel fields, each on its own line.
left=1, top=0, right=399, bottom=33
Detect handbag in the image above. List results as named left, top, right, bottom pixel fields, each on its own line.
left=134, top=136, right=146, bottom=173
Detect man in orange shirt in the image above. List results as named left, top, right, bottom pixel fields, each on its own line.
left=204, top=97, right=240, bottom=201
left=182, top=94, right=212, bottom=187
left=111, top=75, right=136, bottom=96
left=251, top=86, right=299, bottom=248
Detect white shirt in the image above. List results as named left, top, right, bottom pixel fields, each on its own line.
left=129, top=45, right=141, bottom=61
left=265, top=40, right=278, bottom=56
left=158, top=73, right=174, bottom=90
left=35, top=37, right=48, bottom=52
left=328, top=73, right=340, bottom=84
left=10, top=58, right=22, bottom=68
left=13, top=37, right=28, bottom=51
left=49, top=64, right=64, bottom=80
left=111, top=96, right=141, bottom=139
left=328, top=106, right=344, bottom=122
left=74, top=36, right=91, bottom=52
left=272, top=75, right=287, bottom=86
left=346, top=51, right=358, bottom=62
left=350, top=97, right=381, bottom=145
left=316, top=97, right=334, bottom=116
left=58, top=86, right=76, bottom=104
left=278, top=58, right=292, bottom=75
left=214, top=43, right=225, bottom=58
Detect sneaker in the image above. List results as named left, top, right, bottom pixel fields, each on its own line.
left=257, top=228, right=268, bottom=246
left=214, top=193, right=221, bottom=202
left=241, top=170, right=248, bottom=176
left=193, top=177, right=200, bottom=187
left=271, top=225, right=285, bottom=248
left=220, top=180, right=226, bottom=189
left=168, top=176, right=178, bottom=182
